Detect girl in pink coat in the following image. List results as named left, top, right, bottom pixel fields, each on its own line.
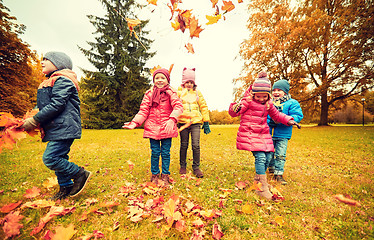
left=229, top=72, right=298, bottom=200
left=123, top=68, right=183, bottom=186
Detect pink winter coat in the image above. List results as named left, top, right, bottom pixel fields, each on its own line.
left=132, top=86, right=183, bottom=140
left=229, top=90, right=293, bottom=152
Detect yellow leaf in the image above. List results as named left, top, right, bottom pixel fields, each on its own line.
left=274, top=215, right=284, bottom=227
left=242, top=203, right=253, bottom=214
left=206, top=14, right=221, bottom=25
left=51, top=224, right=77, bottom=240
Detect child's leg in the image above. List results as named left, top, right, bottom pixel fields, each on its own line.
left=252, top=151, right=267, bottom=174
left=43, top=139, right=80, bottom=187
left=150, top=139, right=161, bottom=175
left=273, top=138, right=288, bottom=175
left=160, top=138, right=172, bottom=175
left=190, top=124, right=201, bottom=170
left=178, top=124, right=190, bottom=169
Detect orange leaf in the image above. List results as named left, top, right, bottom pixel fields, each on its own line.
left=21, top=199, right=55, bottom=209
left=189, top=16, right=203, bottom=38
left=43, top=177, right=58, bottom=189
left=248, top=181, right=262, bottom=191
left=99, top=201, right=120, bottom=208
left=242, top=203, right=254, bottom=214
left=185, top=43, right=195, bottom=54
left=192, top=218, right=204, bottom=228
left=30, top=206, right=75, bottom=235
left=1, top=211, right=24, bottom=239
left=333, top=194, right=361, bottom=206
left=221, top=0, right=235, bottom=12
left=238, top=0, right=243, bottom=2
left=171, top=19, right=181, bottom=31
left=175, top=219, right=186, bottom=232
left=235, top=181, right=246, bottom=190
left=126, top=18, right=141, bottom=32
left=210, top=0, right=218, bottom=8
left=206, top=14, right=221, bottom=25
left=147, top=0, right=158, bottom=5
left=52, top=224, right=77, bottom=240
left=23, top=186, right=41, bottom=198
left=212, top=222, right=224, bottom=239
left=274, top=215, right=284, bottom=227
left=0, top=200, right=22, bottom=213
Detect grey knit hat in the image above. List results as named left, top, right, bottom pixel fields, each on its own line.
left=43, top=52, right=73, bottom=70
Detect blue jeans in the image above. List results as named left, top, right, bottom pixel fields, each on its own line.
left=43, top=139, right=80, bottom=186
left=178, top=123, right=201, bottom=170
left=150, top=138, right=172, bottom=175
left=269, top=138, right=289, bottom=175
left=252, top=151, right=273, bottom=175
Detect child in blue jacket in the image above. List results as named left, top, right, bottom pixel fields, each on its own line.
left=21, top=52, right=91, bottom=200
left=268, top=79, right=303, bottom=185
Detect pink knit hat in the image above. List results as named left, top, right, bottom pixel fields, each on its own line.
left=181, top=68, right=196, bottom=86
left=251, top=71, right=271, bottom=94
left=153, top=68, right=171, bottom=83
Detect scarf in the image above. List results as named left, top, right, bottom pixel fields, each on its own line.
left=38, top=69, right=80, bottom=91
left=269, top=94, right=291, bottom=127
left=150, top=85, right=169, bottom=107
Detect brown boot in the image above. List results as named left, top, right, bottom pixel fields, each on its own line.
left=193, top=168, right=204, bottom=178
left=254, top=174, right=273, bottom=200
left=161, top=174, right=170, bottom=187
left=179, top=167, right=187, bottom=175
left=150, top=174, right=159, bottom=185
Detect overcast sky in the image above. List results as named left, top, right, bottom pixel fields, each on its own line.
left=4, top=0, right=249, bottom=111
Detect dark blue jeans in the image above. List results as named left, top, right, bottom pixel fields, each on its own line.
left=252, top=151, right=273, bottom=175
left=178, top=123, right=201, bottom=170
left=269, top=137, right=289, bottom=175
left=149, top=138, right=172, bottom=175
left=43, top=139, right=80, bottom=186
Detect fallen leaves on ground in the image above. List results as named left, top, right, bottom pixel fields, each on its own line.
left=333, top=194, right=361, bottom=206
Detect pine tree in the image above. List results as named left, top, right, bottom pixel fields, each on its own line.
left=79, top=0, right=154, bottom=129
left=0, top=2, right=38, bottom=117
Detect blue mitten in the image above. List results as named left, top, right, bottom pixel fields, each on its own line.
left=202, top=122, right=211, bottom=134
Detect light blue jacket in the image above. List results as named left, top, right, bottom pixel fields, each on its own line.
left=268, top=98, right=303, bottom=139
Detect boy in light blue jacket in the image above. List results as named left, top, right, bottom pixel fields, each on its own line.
left=268, top=79, right=303, bottom=185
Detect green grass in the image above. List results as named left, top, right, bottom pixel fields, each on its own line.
left=1, top=125, right=373, bottom=239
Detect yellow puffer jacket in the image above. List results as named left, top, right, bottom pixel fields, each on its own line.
left=177, top=87, right=210, bottom=124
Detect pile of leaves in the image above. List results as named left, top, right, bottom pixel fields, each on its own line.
left=0, top=110, right=42, bottom=153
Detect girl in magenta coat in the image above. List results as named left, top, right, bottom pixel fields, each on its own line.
left=123, top=68, right=183, bottom=186
left=229, top=72, right=298, bottom=200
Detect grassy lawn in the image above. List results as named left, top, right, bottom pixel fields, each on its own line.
left=0, top=125, right=373, bottom=239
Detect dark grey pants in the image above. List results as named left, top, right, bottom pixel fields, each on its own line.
left=178, top=123, right=201, bottom=170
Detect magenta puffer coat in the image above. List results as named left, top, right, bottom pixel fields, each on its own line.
left=132, top=86, right=183, bottom=140
left=229, top=95, right=293, bottom=152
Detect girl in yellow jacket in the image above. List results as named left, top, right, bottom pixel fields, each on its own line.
left=177, top=68, right=210, bottom=178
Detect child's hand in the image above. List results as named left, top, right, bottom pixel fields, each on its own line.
left=232, top=103, right=242, bottom=113
left=287, top=120, right=301, bottom=129
left=164, top=119, right=176, bottom=134
left=122, top=122, right=137, bottom=129
left=21, top=117, right=38, bottom=131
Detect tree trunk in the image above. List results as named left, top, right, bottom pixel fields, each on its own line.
left=319, top=91, right=329, bottom=126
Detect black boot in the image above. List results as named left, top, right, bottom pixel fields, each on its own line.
left=274, top=175, right=288, bottom=185
left=49, top=185, right=73, bottom=201
left=70, top=168, right=91, bottom=197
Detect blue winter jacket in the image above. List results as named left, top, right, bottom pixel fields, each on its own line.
left=268, top=98, right=303, bottom=139
left=33, top=70, right=81, bottom=142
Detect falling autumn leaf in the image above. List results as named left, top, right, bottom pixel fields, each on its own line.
left=206, top=14, right=221, bottom=25
left=333, top=194, right=361, bottom=206
left=210, top=0, right=219, bottom=8
left=0, top=201, right=22, bottom=213
left=23, top=186, right=41, bottom=199
left=185, top=43, right=195, bottom=54
left=221, top=0, right=235, bottom=12
left=1, top=211, right=24, bottom=239
left=188, top=16, right=204, bottom=38
left=147, top=0, right=158, bottom=5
